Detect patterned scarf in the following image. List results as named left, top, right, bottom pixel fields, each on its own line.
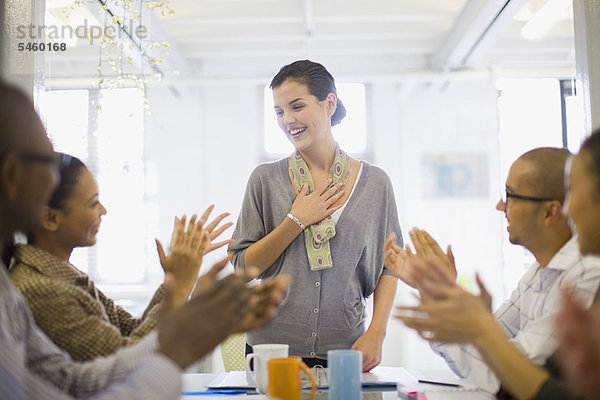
left=288, top=143, right=350, bottom=270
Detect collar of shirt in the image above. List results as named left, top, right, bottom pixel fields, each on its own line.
left=581, top=253, right=600, bottom=269
left=542, top=236, right=580, bottom=272
left=14, top=244, right=88, bottom=284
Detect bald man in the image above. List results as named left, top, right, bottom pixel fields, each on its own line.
left=0, top=81, right=288, bottom=398
left=387, top=147, right=600, bottom=393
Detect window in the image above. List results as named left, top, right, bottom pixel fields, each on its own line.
left=496, top=78, right=564, bottom=176
left=496, top=77, right=581, bottom=292
left=560, top=79, right=585, bottom=153
left=38, top=88, right=154, bottom=288
left=263, top=83, right=367, bottom=156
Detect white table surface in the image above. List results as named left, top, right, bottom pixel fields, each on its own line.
left=180, top=367, right=496, bottom=400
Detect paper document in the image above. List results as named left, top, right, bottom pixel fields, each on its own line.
left=206, top=371, right=255, bottom=389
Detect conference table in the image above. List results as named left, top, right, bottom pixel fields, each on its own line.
left=180, top=366, right=495, bottom=399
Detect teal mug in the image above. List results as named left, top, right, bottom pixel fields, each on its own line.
left=327, top=349, right=362, bottom=400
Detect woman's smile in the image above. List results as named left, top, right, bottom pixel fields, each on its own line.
left=289, top=127, right=307, bottom=138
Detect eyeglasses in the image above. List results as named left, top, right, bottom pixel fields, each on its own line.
left=501, top=189, right=555, bottom=204
left=20, top=152, right=58, bottom=164
left=20, top=152, right=71, bottom=170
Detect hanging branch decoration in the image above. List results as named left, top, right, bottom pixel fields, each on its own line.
left=63, top=0, right=175, bottom=103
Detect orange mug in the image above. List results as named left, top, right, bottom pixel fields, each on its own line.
left=267, top=356, right=317, bottom=400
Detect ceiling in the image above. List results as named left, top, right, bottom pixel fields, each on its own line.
left=44, top=0, right=576, bottom=85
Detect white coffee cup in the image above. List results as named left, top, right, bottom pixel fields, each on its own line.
left=245, top=343, right=289, bottom=393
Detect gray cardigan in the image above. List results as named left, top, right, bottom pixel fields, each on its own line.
left=229, top=158, right=403, bottom=359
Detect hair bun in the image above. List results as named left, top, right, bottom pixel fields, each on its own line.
left=331, top=98, right=347, bottom=126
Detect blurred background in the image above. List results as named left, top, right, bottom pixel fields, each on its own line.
left=2, top=0, right=598, bottom=372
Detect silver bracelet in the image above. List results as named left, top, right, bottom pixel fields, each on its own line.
left=287, top=213, right=306, bottom=230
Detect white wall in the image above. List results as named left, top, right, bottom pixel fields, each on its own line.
left=144, top=76, right=504, bottom=372
left=369, top=79, right=504, bottom=369
left=146, top=83, right=267, bottom=371
left=146, top=84, right=263, bottom=262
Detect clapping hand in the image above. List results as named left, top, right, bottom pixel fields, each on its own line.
left=235, top=273, right=291, bottom=333
left=395, top=257, right=494, bottom=344
left=200, top=204, right=234, bottom=254
left=383, top=232, right=415, bottom=287
left=555, top=287, right=600, bottom=399
left=157, top=259, right=251, bottom=369
left=156, top=214, right=209, bottom=307
left=157, top=257, right=290, bottom=370
left=155, top=205, right=234, bottom=307
left=189, top=258, right=290, bottom=334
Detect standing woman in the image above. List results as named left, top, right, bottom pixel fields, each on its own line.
left=228, top=60, right=402, bottom=370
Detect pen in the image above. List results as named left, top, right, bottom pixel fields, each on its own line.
left=182, top=389, right=248, bottom=395
left=417, top=379, right=462, bottom=388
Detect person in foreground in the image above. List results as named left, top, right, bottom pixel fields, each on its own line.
left=385, top=146, right=600, bottom=396
left=551, top=129, right=600, bottom=400
left=391, top=130, right=600, bottom=400
left=9, top=152, right=233, bottom=361
left=0, top=80, right=289, bottom=399
left=228, top=59, right=402, bottom=370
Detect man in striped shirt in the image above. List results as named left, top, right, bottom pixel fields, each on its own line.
left=389, top=148, right=600, bottom=394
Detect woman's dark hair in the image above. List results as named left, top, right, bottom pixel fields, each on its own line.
left=580, top=127, right=600, bottom=194
left=48, top=153, right=86, bottom=210
left=270, top=60, right=347, bottom=126
left=23, top=153, right=85, bottom=244
left=2, top=237, right=14, bottom=269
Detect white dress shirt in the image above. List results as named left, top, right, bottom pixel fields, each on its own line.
left=432, top=237, right=600, bottom=393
